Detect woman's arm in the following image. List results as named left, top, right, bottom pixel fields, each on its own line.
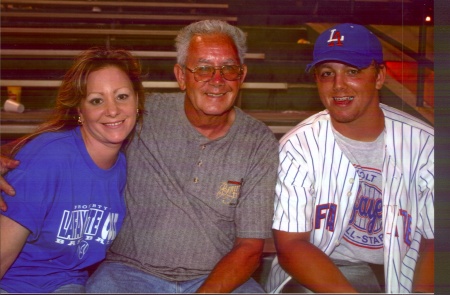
left=0, top=214, right=30, bottom=278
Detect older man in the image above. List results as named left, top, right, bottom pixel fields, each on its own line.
left=84, top=20, right=279, bottom=293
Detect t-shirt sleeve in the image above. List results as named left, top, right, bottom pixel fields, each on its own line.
left=1, top=142, right=63, bottom=241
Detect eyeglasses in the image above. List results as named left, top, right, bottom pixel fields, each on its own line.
left=184, top=65, right=244, bottom=82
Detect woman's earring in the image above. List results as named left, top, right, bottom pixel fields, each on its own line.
left=77, top=116, right=83, bottom=125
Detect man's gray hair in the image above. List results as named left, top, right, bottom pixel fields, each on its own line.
left=175, top=19, right=247, bottom=65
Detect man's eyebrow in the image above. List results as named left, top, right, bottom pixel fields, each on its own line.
left=195, top=58, right=239, bottom=64
left=196, top=58, right=211, bottom=64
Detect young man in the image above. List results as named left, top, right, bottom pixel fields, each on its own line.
left=265, top=23, right=434, bottom=293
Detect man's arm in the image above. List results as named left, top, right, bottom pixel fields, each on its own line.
left=196, top=237, right=264, bottom=293
left=273, top=229, right=357, bottom=293
left=0, top=214, right=30, bottom=278
left=412, top=238, right=434, bottom=293
left=0, top=155, right=19, bottom=211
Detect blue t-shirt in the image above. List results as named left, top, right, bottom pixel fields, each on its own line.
left=0, top=127, right=127, bottom=293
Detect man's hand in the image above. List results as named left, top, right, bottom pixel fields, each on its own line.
left=413, top=238, right=434, bottom=293
left=0, top=155, right=19, bottom=211
left=196, top=237, right=264, bottom=293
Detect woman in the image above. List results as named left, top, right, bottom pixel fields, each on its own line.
left=0, top=47, right=145, bottom=293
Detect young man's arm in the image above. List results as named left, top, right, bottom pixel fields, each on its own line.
left=273, top=229, right=357, bottom=293
left=195, top=237, right=264, bottom=293
left=412, top=237, right=434, bottom=293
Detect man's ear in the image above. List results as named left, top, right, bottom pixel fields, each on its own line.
left=375, top=65, right=386, bottom=90
left=174, top=64, right=186, bottom=91
left=239, top=64, right=248, bottom=85
left=239, top=64, right=247, bottom=85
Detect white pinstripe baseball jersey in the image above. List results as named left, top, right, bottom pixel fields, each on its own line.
left=267, top=103, right=434, bottom=293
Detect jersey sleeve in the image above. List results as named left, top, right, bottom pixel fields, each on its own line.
left=272, top=134, right=315, bottom=233
left=417, top=143, right=434, bottom=239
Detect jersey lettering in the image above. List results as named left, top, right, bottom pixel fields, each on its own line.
left=315, top=203, right=337, bottom=231
left=357, top=170, right=378, bottom=182
left=342, top=165, right=383, bottom=252
left=399, top=209, right=413, bottom=246
left=349, top=196, right=383, bottom=234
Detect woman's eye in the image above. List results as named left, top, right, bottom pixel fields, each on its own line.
left=89, top=98, right=103, bottom=105
left=117, top=94, right=129, bottom=100
left=348, top=69, right=359, bottom=75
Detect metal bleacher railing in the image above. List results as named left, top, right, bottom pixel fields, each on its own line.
left=1, top=0, right=229, bottom=9
left=1, top=0, right=434, bottom=135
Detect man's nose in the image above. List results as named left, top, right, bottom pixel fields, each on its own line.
left=208, top=68, right=225, bottom=85
left=333, top=73, right=347, bottom=91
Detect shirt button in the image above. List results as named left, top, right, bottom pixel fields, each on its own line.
left=193, top=177, right=199, bottom=183
left=349, top=178, right=355, bottom=184
left=335, top=240, right=340, bottom=246
left=347, top=191, right=352, bottom=196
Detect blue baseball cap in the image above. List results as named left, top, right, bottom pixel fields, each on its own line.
left=306, top=23, right=383, bottom=72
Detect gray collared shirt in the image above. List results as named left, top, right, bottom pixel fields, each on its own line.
left=107, top=92, right=279, bottom=281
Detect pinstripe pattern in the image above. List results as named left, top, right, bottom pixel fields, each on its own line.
left=267, top=104, right=434, bottom=293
